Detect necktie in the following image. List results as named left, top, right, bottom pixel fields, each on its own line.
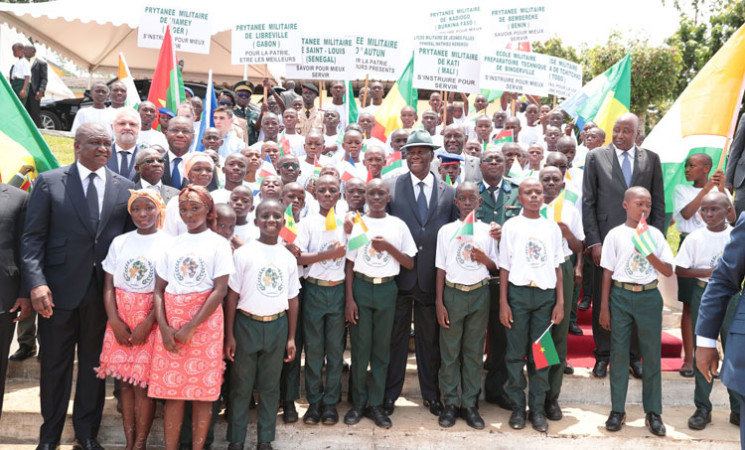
left=86, top=172, right=99, bottom=229
left=172, top=157, right=182, bottom=190
left=621, top=151, right=632, bottom=187
left=305, top=109, right=311, bottom=119
left=488, top=185, right=498, bottom=204
left=119, top=151, right=130, bottom=179
left=417, top=181, right=428, bottom=222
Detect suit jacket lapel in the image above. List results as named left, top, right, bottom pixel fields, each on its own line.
left=606, top=145, right=628, bottom=188
left=64, top=164, right=96, bottom=235
left=97, top=169, right=118, bottom=237
left=480, top=182, right=495, bottom=209
left=630, top=147, right=644, bottom=186
left=495, top=186, right=506, bottom=211
left=403, top=173, right=425, bottom=226
left=425, top=175, right=442, bottom=225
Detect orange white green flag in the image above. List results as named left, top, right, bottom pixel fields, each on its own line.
left=118, top=52, right=140, bottom=109
left=348, top=212, right=370, bottom=251
left=644, top=23, right=745, bottom=213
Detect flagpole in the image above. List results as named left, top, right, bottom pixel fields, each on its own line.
left=534, top=322, right=554, bottom=344
left=168, top=25, right=180, bottom=109
left=318, top=80, right=323, bottom=111
left=362, top=74, right=369, bottom=108
left=441, top=91, right=448, bottom=135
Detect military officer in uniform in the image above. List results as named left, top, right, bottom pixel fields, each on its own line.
left=232, top=81, right=260, bottom=146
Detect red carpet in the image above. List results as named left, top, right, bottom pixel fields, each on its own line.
left=567, top=304, right=684, bottom=371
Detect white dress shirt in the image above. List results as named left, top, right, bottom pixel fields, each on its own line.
left=114, top=143, right=136, bottom=170
left=77, top=161, right=106, bottom=216
left=615, top=145, right=637, bottom=175
left=410, top=172, right=434, bottom=205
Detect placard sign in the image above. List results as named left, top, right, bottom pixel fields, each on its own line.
left=355, top=35, right=402, bottom=80
left=285, top=36, right=355, bottom=80
left=413, top=34, right=480, bottom=94
left=427, top=5, right=483, bottom=34
left=547, top=56, right=583, bottom=98
left=480, top=49, right=550, bottom=97
left=485, top=2, right=551, bottom=44
left=231, top=22, right=301, bottom=64
left=138, top=4, right=211, bottom=54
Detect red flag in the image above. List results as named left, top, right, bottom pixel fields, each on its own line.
left=147, top=26, right=184, bottom=129
left=366, top=168, right=373, bottom=182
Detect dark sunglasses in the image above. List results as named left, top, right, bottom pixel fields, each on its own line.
left=236, top=92, right=250, bottom=99
left=140, top=158, right=165, bottom=166
left=281, top=163, right=299, bottom=169
left=482, top=158, right=505, bottom=164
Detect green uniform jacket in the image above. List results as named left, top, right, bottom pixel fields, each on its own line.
left=476, top=179, right=521, bottom=226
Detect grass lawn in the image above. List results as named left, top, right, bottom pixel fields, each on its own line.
left=43, top=134, right=74, bottom=166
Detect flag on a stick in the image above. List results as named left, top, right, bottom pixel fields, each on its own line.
left=451, top=211, right=475, bottom=241
left=118, top=53, right=141, bottom=109
left=632, top=214, right=658, bottom=257
left=279, top=204, right=298, bottom=243
left=371, top=55, right=417, bottom=141
left=532, top=323, right=559, bottom=370
left=348, top=212, right=370, bottom=251
left=147, top=26, right=185, bottom=129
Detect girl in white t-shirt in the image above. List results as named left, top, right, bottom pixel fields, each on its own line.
left=148, top=185, right=235, bottom=450
left=96, top=189, right=168, bottom=450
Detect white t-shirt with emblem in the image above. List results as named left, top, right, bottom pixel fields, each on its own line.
left=600, top=223, right=674, bottom=284
left=498, top=214, right=564, bottom=289
left=296, top=211, right=348, bottom=282
left=103, top=230, right=170, bottom=293
left=229, top=240, right=300, bottom=316
left=156, top=229, right=235, bottom=295
left=674, top=225, right=732, bottom=283
left=435, top=220, right=498, bottom=285
left=539, top=200, right=585, bottom=257
left=346, top=214, right=417, bottom=278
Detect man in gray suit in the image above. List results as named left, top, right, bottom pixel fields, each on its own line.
left=724, top=113, right=745, bottom=216
left=384, top=130, right=459, bottom=417
left=0, top=183, right=31, bottom=420
left=133, top=147, right=180, bottom=203
left=583, top=113, right=665, bottom=378
left=432, top=125, right=482, bottom=183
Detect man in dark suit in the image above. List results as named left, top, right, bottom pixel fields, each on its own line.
left=24, top=45, right=47, bottom=128
left=158, top=116, right=194, bottom=190
left=725, top=113, right=745, bottom=216
left=106, top=108, right=140, bottom=180
left=133, top=147, right=179, bottom=203
left=0, top=183, right=31, bottom=420
left=583, top=113, right=665, bottom=378
left=384, top=130, right=459, bottom=417
left=22, top=123, right=134, bottom=450
left=696, top=213, right=745, bottom=444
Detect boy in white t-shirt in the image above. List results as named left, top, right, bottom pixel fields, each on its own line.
left=295, top=176, right=347, bottom=425
left=675, top=191, right=741, bottom=430
left=599, top=187, right=674, bottom=437
left=499, top=178, right=565, bottom=433
left=343, top=179, right=417, bottom=429
left=224, top=200, right=300, bottom=450
left=673, top=153, right=735, bottom=377
left=229, top=185, right=258, bottom=243
left=434, top=182, right=498, bottom=430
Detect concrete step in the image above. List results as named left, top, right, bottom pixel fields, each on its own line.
left=0, top=380, right=739, bottom=449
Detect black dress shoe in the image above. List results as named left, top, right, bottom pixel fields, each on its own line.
left=645, top=412, right=666, bottom=436
left=344, top=406, right=365, bottom=425
left=630, top=360, right=643, bottom=379
left=605, top=411, right=625, bottom=431
left=578, top=297, right=591, bottom=310
left=731, top=411, right=741, bottom=426
left=36, top=444, right=59, bottom=450
left=9, top=345, right=36, bottom=361
left=568, top=322, right=583, bottom=336
left=321, top=404, right=339, bottom=425
left=365, top=405, right=392, bottom=428
left=383, top=398, right=395, bottom=416
left=438, top=404, right=458, bottom=428
left=679, top=366, right=694, bottom=378
left=563, top=363, right=574, bottom=375
left=72, top=438, right=104, bottom=450
left=423, top=399, right=443, bottom=416
left=485, top=393, right=515, bottom=411
left=687, top=407, right=711, bottom=430
left=544, top=397, right=562, bottom=421
left=461, top=406, right=485, bottom=430
left=592, top=360, right=608, bottom=378
left=282, top=401, right=298, bottom=423
left=303, top=402, right=321, bottom=425
left=256, top=443, right=273, bottom=450
left=227, top=443, right=244, bottom=450
left=528, top=410, right=548, bottom=432
left=509, top=410, right=526, bottom=429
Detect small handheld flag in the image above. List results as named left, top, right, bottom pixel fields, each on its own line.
left=632, top=214, right=658, bottom=257
left=492, top=129, right=514, bottom=145
left=366, top=168, right=374, bottom=182
left=381, top=151, right=403, bottom=176
left=278, top=132, right=291, bottom=156
left=507, top=156, right=523, bottom=179
left=532, top=323, right=559, bottom=370
left=451, top=211, right=475, bottom=241
left=348, top=212, right=370, bottom=251
left=314, top=155, right=322, bottom=177
left=257, top=155, right=277, bottom=181
left=278, top=204, right=298, bottom=244
left=445, top=174, right=453, bottom=186
left=325, top=207, right=337, bottom=231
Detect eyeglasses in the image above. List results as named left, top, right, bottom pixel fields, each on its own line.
left=281, top=163, right=299, bottom=169
left=219, top=101, right=234, bottom=107
left=482, top=158, right=505, bottom=164
left=140, top=158, right=165, bottom=166
left=236, top=92, right=250, bottom=99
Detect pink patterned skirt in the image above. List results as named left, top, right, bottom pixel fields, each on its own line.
left=96, top=288, right=157, bottom=387
left=147, top=290, right=224, bottom=401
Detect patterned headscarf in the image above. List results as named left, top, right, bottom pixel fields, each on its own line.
left=127, top=189, right=167, bottom=229
left=184, top=152, right=214, bottom=178
left=178, top=185, right=217, bottom=231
